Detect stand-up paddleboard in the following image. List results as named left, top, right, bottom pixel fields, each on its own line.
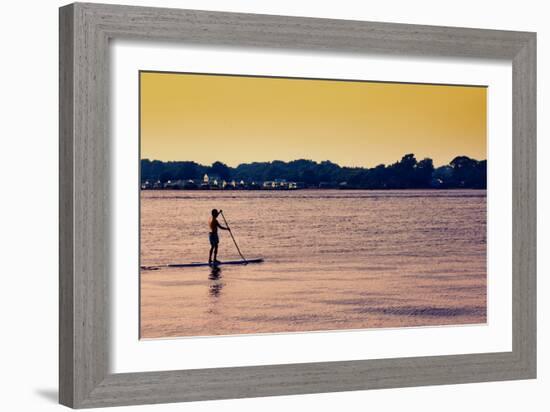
left=141, top=258, right=264, bottom=270
left=169, top=258, right=263, bottom=268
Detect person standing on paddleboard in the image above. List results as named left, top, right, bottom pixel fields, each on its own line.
left=208, top=209, right=230, bottom=266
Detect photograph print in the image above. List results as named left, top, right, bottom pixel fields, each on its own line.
left=139, top=71, right=487, bottom=339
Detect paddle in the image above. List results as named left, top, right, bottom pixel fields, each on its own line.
left=219, top=210, right=248, bottom=264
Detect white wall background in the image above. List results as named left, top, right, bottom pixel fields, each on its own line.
left=0, top=1, right=546, bottom=411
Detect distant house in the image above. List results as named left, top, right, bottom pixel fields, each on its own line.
left=159, top=179, right=197, bottom=190
left=222, top=180, right=236, bottom=189
left=210, top=176, right=221, bottom=189
left=200, top=174, right=210, bottom=189
left=183, top=179, right=197, bottom=189
left=164, top=179, right=185, bottom=189
left=262, top=179, right=300, bottom=190
left=202, top=173, right=222, bottom=189
left=274, top=178, right=288, bottom=189
left=141, top=179, right=165, bottom=190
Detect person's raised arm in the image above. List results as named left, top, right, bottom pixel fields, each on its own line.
left=216, top=220, right=230, bottom=231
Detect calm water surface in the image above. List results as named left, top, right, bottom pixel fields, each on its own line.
left=140, top=189, right=486, bottom=338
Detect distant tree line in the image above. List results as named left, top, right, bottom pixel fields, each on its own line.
left=141, top=154, right=487, bottom=189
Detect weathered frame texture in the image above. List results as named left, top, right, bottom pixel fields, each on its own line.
left=59, top=2, right=536, bottom=408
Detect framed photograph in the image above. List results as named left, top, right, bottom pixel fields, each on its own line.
left=59, top=2, right=536, bottom=408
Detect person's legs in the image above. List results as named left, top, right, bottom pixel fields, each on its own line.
left=208, top=245, right=214, bottom=264
left=209, top=232, right=220, bottom=264
left=213, top=245, right=219, bottom=262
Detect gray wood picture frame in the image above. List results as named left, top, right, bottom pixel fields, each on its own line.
left=59, top=2, right=536, bottom=408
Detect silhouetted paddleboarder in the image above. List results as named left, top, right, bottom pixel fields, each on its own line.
left=208, top=209, right=230, bottom=266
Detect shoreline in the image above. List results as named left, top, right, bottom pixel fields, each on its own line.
left=140, top=187, right=488, bottom=191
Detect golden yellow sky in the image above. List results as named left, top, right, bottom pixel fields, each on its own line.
left=140, top=71, right=486, bottom=167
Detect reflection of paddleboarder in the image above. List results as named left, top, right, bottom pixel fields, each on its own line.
left=209, top=266, right=223, bottom=297
left=208, top=209, right=230, bottom=265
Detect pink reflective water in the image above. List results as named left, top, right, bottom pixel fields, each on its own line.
left=140, top=189, right=486, bottom=338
